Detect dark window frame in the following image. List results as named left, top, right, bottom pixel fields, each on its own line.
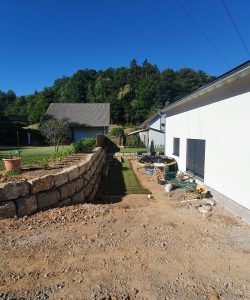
left=173, top=137, right=180, bottom=156
left=186, top=138, right=206, bottom=180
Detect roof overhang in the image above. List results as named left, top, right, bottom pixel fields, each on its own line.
left=126, top=128, right=164, bottom=136
left=162, top=60, right=250, bottom=113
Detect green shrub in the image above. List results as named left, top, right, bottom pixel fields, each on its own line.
left=125, top=135, right=145, bottom=148
left=73, top=138, right=96, bottom=153
left=5, top=169, right=22, bottom=177
left=38, top=158, right=49, bottom=169
left=109, top=127, right=124, bottom=137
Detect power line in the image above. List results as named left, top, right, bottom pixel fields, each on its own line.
left=222, top=0, right=250, bottom=59
left=175, top=0, right=231, bottom=68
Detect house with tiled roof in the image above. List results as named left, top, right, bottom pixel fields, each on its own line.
left=43, top=103, right=110, bottom=141
left=126, top=111, right=165, bottom=148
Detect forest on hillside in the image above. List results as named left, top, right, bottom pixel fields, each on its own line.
left=0, top=59, right=215, bottom=125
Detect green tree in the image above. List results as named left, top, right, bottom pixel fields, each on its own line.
left=41, top=119, right=69, bottom=152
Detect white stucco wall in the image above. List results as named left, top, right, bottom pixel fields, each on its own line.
left=165, top=74, right=250, bottom=210
left=148, top=116, right=161, bottom=130
left=139, top=131, right=149, bottom=147
left=140, top=115, right=165, bottom=148
left=148, top=130, right=165, bottom=149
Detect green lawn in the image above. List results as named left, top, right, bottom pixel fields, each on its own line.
left=118, top=147, right=148, bottom=153
left=102, top=158, right=150, bottom=195
left=0, top=145, right=69, bottom=169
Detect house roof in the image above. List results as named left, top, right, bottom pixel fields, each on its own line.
left=139, top=112, right=160, bottom=129
left=126, top=128, right=164, bottom=136
left=43, top=103, right=110, bottom=127
left=162, top=60, right=250, bottom=113
left=0, top=115, right=28, bottom=123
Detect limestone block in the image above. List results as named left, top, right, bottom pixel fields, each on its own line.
left=54, top=170, right=68, bottom=187
left=79, top=163, right=86, bottom=175
left=0, top=181, right=29, bottom=201
left=29, top=175, right=54, bottom=194
left=16, top=195, right=37, bottom=216
left=66, top=166, right=79, bottom=181
left=0, top=201, right=16, bottom=218
left=72, top=189, right=85, bottom=203
left=60, top=182, right=76, bottom=200
left=88, top=166, right=95, bottom=178
left=37, top=190, right=60, bottom=209
left=58, top=198, right=72, bottom=207
left=83, top=172, right=91, bottom=182
left=75, top=178, right=84, bottom=192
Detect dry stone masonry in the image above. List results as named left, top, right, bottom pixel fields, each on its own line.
left=0, top=147, right=106, bottom=219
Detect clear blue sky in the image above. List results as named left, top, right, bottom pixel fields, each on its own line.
left=1, top=0, right=250, bottom=96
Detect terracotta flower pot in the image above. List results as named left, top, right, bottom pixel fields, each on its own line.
left=2, top=158, right=21, bottom=172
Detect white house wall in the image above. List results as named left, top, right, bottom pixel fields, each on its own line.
left=148, top=116, right=161, bottom=130
left=139, top=131, right=149, bottom=147
left=148, top=130, right=165, bottom=149
left=165, top=74, right=250, bottom=210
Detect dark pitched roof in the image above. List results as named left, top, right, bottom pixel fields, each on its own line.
left=139, top=112, right=160, bottom=129
left=0, top=115, right=28, bottom=122
left=162, top=59, right=250, bottom=112
left=43, top=103, right=110, bottom=127
left=8, top=115, right=29, bottom=122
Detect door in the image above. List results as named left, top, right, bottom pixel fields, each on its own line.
left=186, top=139, right=206, bottom=179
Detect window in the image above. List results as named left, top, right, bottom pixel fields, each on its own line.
left=186, top=139, right=206, bottom=179
left=173, top=138, right=180, bottom=156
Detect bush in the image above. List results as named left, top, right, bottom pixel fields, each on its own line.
left=125, top=135, right=145, bottom=148
left=41, top=119, right=69, bottom=152
left=109, top=127, right=124, bottom=137
left=73, top=138, right=96, bottom=153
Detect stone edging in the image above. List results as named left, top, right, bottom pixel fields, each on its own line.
left=0, top=147, right=106, bottom=219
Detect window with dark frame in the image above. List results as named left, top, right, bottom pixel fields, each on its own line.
left=173, top=137, right=180, bottom=156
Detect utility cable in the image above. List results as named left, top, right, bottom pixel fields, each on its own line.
left=222, top=0, right=250, bottom=59
left=175, top=0, right=231, bottom=68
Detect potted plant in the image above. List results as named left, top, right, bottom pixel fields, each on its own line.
left=2, top=150, right=22, bottom=172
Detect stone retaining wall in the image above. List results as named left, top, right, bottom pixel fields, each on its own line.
left=0, top=148, right=106, bottom=219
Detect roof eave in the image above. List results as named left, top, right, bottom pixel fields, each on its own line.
left=161, top=61, right=250, bottom=113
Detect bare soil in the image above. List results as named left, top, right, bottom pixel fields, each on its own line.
left=0, top=160, right=250, bottom=299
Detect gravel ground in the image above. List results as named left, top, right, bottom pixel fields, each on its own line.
left=0, top=161, right=250, bottom=299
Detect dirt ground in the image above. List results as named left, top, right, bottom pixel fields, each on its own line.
left=0, top=160, right=250, bottom=300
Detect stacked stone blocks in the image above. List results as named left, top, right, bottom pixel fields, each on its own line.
left=0, top=147, right=105, bottom=218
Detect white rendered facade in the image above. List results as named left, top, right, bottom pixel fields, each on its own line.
left=164, top=65, right=250, bottom=210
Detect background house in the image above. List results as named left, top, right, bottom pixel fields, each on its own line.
left=43, top=103, right=110, bottom=141
left=163, top=60, right=250, bottom=213
left=126, top=112, right=165, bottom=149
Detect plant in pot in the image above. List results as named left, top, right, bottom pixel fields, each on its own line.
left=2, top=150, right=22, bottom=172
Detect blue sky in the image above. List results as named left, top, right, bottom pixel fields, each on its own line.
left=1, top=0, right=250, bottom=96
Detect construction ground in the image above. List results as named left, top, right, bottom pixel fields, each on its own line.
left=0, top=160, right=250, bottom=300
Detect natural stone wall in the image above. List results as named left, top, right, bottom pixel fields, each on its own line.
left=0, top=148, right=106, bottom=219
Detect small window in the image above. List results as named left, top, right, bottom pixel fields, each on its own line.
left=173, top=138, right=180, bottom=156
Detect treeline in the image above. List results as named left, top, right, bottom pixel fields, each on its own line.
left=0, top=59, right=215, bottom=125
